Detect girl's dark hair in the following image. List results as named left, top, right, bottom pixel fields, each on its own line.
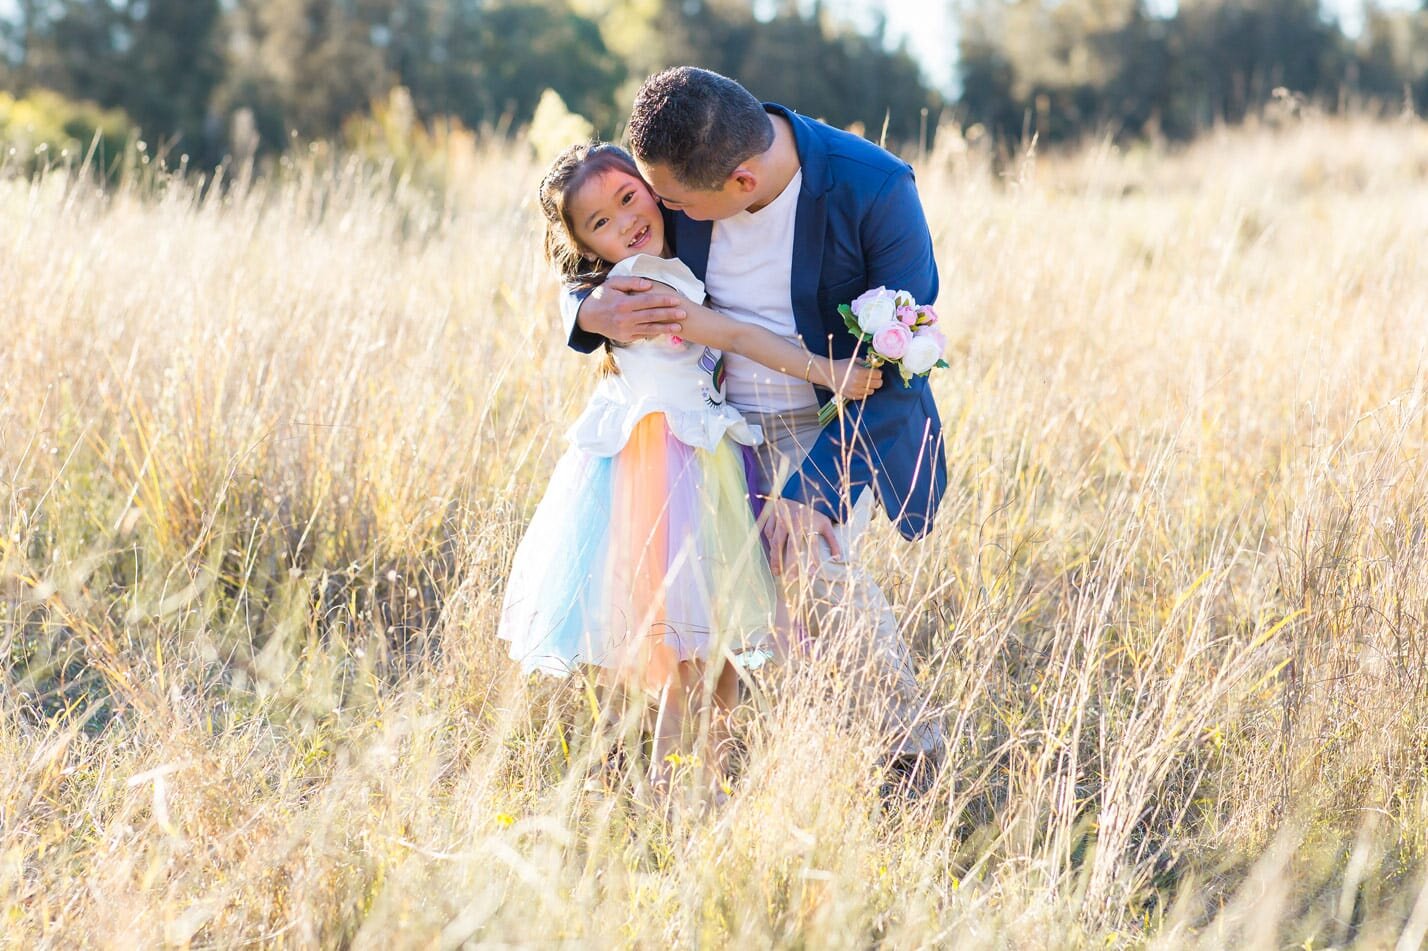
left=538, top=142, right=644, bottom=289
left=538, top=142, right=645, bottom=374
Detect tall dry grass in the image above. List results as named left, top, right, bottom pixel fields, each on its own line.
left=3, top=114, right=1428, bottom=947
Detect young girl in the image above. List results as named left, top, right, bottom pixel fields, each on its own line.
left=498, top=142, right=881, bottom=793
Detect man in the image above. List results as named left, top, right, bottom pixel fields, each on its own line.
left=563, top=67, right=947, bottom=794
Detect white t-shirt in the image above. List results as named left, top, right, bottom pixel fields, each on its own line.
left=703, top=169, right=817, bottom=415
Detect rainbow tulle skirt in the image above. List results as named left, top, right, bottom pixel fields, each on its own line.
left=498, top=413, right=778, bottom=685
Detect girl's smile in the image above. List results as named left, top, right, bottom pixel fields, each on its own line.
left=568, top=169, right=666, bottom=265
left=626, top=224, right=652, bottom=251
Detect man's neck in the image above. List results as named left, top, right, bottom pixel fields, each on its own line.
left=745, top=115, right=800, bottom=214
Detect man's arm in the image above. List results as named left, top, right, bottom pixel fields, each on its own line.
left=561, top=279, right=688, bottom=352
left=561, top=285, right=604, bottom=354
left=779, top=167, right=939, bottom=525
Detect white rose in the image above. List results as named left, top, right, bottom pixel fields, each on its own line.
left=855, top=294, right=897, bottom=335
left=902, top=335, right=941, bottom=375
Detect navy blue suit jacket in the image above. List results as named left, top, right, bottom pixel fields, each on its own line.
left=565, top=103, right=946, bottom=540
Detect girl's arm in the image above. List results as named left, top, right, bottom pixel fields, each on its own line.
left=661, top=291, right=883, bottom=400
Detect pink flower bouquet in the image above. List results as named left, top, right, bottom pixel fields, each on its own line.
left=817, top=286, right=949, bottom=426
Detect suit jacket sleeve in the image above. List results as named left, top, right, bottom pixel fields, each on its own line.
left=779, top=167, right=940, bottom=526
left=562, top=285, right=606, bottom=354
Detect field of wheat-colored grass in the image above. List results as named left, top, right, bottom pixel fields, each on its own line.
left=3, top=114, right=1428, bottom=947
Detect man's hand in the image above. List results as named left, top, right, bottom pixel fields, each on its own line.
left=762, top=497, right=843, bottom=577
left=575, top=276, right=687, bottom=344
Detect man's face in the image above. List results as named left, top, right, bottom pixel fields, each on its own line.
left=637, top=159, right=754, bottom=222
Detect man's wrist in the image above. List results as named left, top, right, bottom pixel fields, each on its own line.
left=779, top=483, right=841, bottom=525
left=578, top=308, right=618, bottom=343
left=573, top=295, right=596, bottom=335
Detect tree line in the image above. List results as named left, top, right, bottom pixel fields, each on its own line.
left=0, top=0, right=1424, bottom=171
left=0, top=0, right=935, bottom=168
left=960, top=0, right=1428, bottom=143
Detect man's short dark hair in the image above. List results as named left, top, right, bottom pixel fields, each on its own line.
left=627, top=67, right=775, bottom=190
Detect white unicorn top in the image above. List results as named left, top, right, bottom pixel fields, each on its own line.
left=567, top=254, right=762, bottom=456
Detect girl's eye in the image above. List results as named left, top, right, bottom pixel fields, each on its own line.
left=621, top=191, right=633, bottom=205
left=592, top=217, right=608, bottom=231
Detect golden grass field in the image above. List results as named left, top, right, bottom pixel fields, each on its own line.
left=3, top=114, right=1428, bottom=947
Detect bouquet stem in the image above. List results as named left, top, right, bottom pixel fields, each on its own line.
left=817, top=353, right=883, bottom=427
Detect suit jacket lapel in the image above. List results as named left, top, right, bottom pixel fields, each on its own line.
left=673, top=213, right=712, bottom=283
left=791, top=189, right=827, bottom=354
left=776, top=104, right=833, bottom=355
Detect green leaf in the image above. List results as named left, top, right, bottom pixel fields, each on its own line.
left=839, top=304, right=868, bottom=339
left=934, top=359, right=950, bottom=369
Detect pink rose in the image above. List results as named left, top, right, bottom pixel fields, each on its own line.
left=896, top=305, right=918, bottom=327
left=872, top=323, right=912, bottom=360
left=916, top=305, right=939, bottom=326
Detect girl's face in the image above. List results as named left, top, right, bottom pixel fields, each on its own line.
left=568, top=169, right=665, bottom=266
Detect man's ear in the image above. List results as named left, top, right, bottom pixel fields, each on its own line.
left=730, top=168, right=759, bottom=193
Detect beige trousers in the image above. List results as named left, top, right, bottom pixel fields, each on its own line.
left=744, top=405, right=944, bottom=759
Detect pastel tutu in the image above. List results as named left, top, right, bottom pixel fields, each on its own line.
left=499, top=253, right=779, bottom=685
left=498, top=412, right=778, bottom=685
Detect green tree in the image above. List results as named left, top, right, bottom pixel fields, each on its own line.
left=955, top=0, right=1354, bottom=142
left=1351, top=4, right=1428, bottom=111
left=216, top=0, right=393, bottom=146
left=4, top=0, right=222, bottom=159
left=1166, top=0, right=1350, bottom=130
left=623, top=0, right=941, bottom=144
left=123, top=0, right=224, bottom=157
left=734, top=5, right=940, bottom=143
left=215, top=0, right=622, bottom=146
left=21, top=1, right=129, bottom=105
left=957, top=0, right=1171, bottom=141
left=957, top=3, right=1029, bottom=140
left=470, top=2, right=625, bottom=132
